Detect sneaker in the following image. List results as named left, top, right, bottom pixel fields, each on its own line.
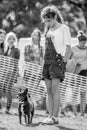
left=80, top=115, right=84, bottom=119
left=72, top=114, right=77, bottom=118
left=51, top=117, right=59, bottom=124
left=42, top=116, right=54, bottom=125
left=80, top=113, right=84, bottom=119
left=80, top=116, right=84, bottom=119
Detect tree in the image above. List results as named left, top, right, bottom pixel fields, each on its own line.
left=0, top=0, right=86, bottom=37
left=67, top=0, right=87, bottom=24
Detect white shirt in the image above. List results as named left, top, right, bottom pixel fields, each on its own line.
left=72, top=46, right=87, bottom=70
left=47, top=24, right=71, bottom=56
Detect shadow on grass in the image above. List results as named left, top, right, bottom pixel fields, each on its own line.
left=55, top=125, right=75, bottom=130
left=20, top=122, right=42, bottom=127
left=31, top=122, right=43, bottom=127
left=34, top=113, right=48, bottom=118
left=0, top=127, right=8, bottom=130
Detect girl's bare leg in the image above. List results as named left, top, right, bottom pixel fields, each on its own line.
left=52, top=78, right=60, bottom=117
left=45, top=79, right=53, bottom=117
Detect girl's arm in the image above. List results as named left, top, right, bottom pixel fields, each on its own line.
left=63, top=25, right=72, bottom=63
left=64, top=45, right=72, bottom=63
left=40, top=47, right=44, bottom=65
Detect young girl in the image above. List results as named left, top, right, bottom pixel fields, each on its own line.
left=0, top=29, right=6, bottom=109
left=67, top=31, right=87, bottom=118
left=24, top=28, right=44, bottom=86
left=4, top=32, right=20, bottom=114
left=41, top=5, right=71, bottom=124
left=24, top=28, right=44, bottom=65
left=0, top=29, right=6, bottom=55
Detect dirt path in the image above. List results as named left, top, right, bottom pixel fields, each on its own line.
left=0, top=108, right=87, bottom=130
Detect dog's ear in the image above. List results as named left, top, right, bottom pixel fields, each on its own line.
left=24, top=88, right=28, bottom=95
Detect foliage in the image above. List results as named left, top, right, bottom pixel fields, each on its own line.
left=0, top=0, right=87, bottom=38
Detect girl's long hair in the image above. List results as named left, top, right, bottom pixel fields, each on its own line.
left=41, top=5, right=64, bottom=37
left=4, top=32, right=18, bottom=53
left=41, top=5, right=64, bottom=24
left=44, top=24, right=50, bottom=37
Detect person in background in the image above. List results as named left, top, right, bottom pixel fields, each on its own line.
left=2, top=31, right=20, bottom=114
left=41, top=5, right=71, bottom=124
left=24, top=28, right=44, bottom=83
left=24, top=45, right=31, bottom=62
left=66, top=31, right=87, bottom=118
left=0, top=29, right=6, bottom=109
left=0, top=29, right=6, bottom=55
left=24, top=28, right=44, bottom=65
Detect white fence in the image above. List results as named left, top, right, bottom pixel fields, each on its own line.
left=0, top=55, right=87, bottom=106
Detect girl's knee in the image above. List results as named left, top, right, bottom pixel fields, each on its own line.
left=45, top=79, right=52, bottom=95
left=52, top=80, right=60, bottom=95
left=47, top=87, right=52, bottom=95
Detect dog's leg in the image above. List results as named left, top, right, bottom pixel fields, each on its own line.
left=18, top=104, right=22, bottom=124
left=30, top=112, right=32, bottom=123
left=24, top=115, right=27, bottom=123
left=31, top=104, right=34, bottom=123
left=28, top=114, right=31, bottom=124
left=31, top=111, right=34, bottom=123
left=19, top=111, right=22, bottom=124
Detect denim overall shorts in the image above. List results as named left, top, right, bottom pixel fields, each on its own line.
left=42, top=36, right=66, bottom=82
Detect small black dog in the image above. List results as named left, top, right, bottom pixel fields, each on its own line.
left=17, top=88, right=34, bottom=124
